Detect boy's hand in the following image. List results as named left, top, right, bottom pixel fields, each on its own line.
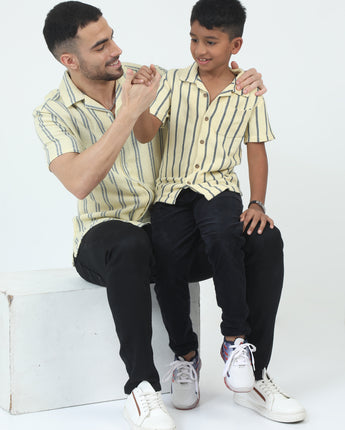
left=132, top=64, right=157, bottom=86
left=231, top=61, right=266, bottom=96
left=240, top=207, right=274, bottom=235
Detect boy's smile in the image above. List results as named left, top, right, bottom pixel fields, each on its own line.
left=190, top=20, right=242, bottom=76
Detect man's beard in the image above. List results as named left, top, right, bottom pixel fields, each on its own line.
left=79, top=58, right=124, bottom=81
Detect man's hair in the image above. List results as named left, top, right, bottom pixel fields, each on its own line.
left=43, top=1, right=102, bottom=60
left=190, top=0, right=246, bottom=39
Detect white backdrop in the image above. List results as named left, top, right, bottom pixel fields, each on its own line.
left=1, top=1, right=345, bottom=427
left=1, top=0, right=344, bottom=293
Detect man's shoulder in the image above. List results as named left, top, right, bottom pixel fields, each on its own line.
left=159, top=64, right=195, bottom=84
left=122, top=61, right=167, bottom=76
left=33, top=88, right=63, bottom=116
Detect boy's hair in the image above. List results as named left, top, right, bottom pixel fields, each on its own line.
left=43, top=1, right=102, bottom=60
left=190, top=0, right=246, bottom=40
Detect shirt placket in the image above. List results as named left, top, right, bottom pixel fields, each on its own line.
left=185, top=90, right=210, bottom=186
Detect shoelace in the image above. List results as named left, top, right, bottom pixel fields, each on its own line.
left=141, top=391, right=165, bottom=414
left=223, top=342, right=256, bottom=377
left=257, top=371, right=289, bottom=398
left=164, top=358, right=199, bottom=393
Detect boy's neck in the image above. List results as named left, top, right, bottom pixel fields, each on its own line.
left=198, top=66, right=236, bottom=103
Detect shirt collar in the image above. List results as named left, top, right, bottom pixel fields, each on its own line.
left=177, top=63, right=250, bottom=97
left=59, top=71, right=86, bottom=107
left=59, top=71, right=121, bottom=110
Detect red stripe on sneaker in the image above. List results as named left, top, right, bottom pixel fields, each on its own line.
left=132, top=392, right=141, bottom=416
left=254, top=387, right=266, bottom=402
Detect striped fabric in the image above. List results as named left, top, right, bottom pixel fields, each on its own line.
left=150, top=62, right=275, bottom=204
left=33, top=63, right=165, bottom=256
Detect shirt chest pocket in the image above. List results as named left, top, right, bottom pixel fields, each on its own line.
left=210, top=105, right=253, bottom=139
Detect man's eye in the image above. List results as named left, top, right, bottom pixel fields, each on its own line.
left=96, top=45, right=105, bottom=51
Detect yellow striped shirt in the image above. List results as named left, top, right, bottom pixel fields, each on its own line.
left=150, top=63, right=275, bottom=204
left=33, top=63, right=165, bottom=256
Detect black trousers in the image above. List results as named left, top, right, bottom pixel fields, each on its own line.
left=151, top=189, right=250, bottom=355
left=74, top=212, right=283, bottom=393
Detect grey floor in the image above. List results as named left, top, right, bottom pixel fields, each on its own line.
left=1, top=278, right=344, bottom=430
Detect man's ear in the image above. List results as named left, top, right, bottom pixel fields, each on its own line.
left=60, top=53, right=79, bottom=70
left=231, top=37, right=243, bottom=55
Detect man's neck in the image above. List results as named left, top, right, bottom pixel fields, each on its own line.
left=69, top=70, right=116, bottom=109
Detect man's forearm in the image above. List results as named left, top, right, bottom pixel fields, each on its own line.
left=50, top=69, right=161, bottom=199
left=50, top=106, right=142, bottom=199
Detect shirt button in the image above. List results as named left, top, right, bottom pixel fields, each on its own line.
left=205, top=117, right=209, bottom=121
left=187, top=181, right=191, bottom=185
left=195, top=164, right=200, bottom=169
left=203, top=93, right=208, bottom=98
left=200, top=140, right=205, bottom=144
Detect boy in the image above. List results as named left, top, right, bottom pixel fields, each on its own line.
left=133, top=0, right=289, bottom=415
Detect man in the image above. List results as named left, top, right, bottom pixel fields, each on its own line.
left=33, top=2, right=305, bottom=429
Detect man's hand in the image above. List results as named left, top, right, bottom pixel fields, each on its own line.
left=240, top=206, right=274, bottom=235
left=132, top=64, right=157, bottom=86
left=231, top=61, right=266, bottom=96
left=121, top=68, right=160, bottom=117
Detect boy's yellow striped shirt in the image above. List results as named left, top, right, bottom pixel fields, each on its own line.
left=150, top=63, right=275, bottom=204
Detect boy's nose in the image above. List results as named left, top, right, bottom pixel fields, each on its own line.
left=195, top=43, right=206, bottom=58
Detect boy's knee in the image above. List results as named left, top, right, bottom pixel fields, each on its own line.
left=244, top=225, right=284, bottom=257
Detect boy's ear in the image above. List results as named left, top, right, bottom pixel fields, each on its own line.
left=231, top=37, right=243, bottom=54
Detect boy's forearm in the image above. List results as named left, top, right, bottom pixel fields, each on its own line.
left=133, top=109, right=162, bottom=143
left=247, top=142, right=268, bottom=206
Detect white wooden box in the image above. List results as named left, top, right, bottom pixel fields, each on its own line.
left=0, top=268, right=200, bottom=414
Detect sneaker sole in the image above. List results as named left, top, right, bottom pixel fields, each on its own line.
left=233, top=394, right=306, bottom=423
left=123, top=407, right=177, bottom=430
left=224, top=377, right=254, bottom=393
left=172, top=395, right=200, bottom=410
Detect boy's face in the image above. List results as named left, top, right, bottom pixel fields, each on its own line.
left=190, top=20, right=242, bottom=74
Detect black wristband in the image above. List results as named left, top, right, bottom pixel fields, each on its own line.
left=248, top=200, right=265, bottom=213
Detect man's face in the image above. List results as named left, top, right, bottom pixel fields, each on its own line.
left=75, top=16, right=123, bottom=81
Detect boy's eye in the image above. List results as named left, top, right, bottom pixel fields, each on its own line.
left=191, top=38, right=198, bottom=43
left=207, top=41, right=215, bottom=46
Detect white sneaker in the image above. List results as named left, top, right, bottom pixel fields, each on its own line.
left=164, top=354, right=201, bottom=410
left=233, top=369, right=306, bottom=423
left=221, top=338, right=256, bottom=392
left=123, top=381, right=176, bottom=430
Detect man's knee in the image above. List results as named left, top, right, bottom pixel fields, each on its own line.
left=105, top=223, right=153, bottom=262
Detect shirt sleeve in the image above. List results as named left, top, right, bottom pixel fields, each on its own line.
left=244, top=96, right=275, bottom=144
left=33, top=102, right=81, bottom=166
left=149, top=71, right=172, bottom=125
